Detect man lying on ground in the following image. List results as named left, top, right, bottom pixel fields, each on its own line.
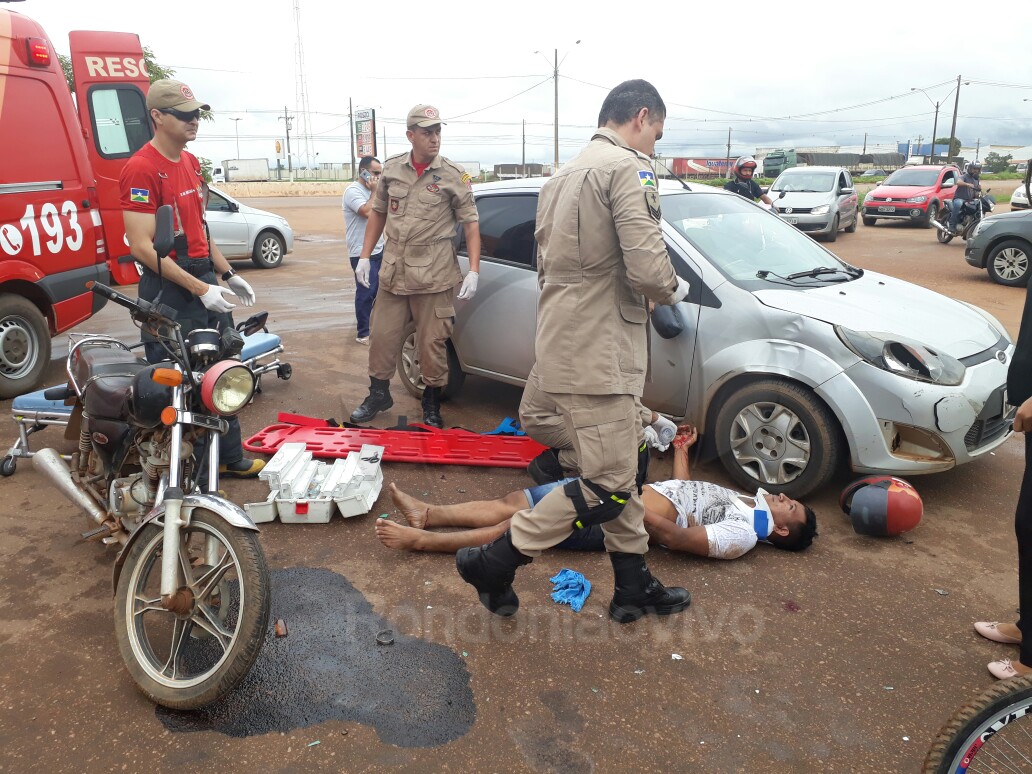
left=375, top=426, right=818, bottom=558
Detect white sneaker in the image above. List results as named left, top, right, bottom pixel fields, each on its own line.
left=356, top=336, right=369, bottom=345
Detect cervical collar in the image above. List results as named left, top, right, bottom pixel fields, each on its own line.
left=753, top=489, right=775, bottom=541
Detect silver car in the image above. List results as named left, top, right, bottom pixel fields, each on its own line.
left=205, top=186, right=294, bottom=269
left=399, top=179, right=1014, bottom=497
left=768, top=166, right=859, bottom=242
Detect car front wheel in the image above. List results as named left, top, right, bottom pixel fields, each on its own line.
left=251, top=231, right=285, bottom=269
left=396, top=324, right=465, bottom=400
left=863, top=215, right=877, bottom=226
left=986, top=239, right=1032, bottom=287
left=714, top=378, right=841, bottom=499
left=922, top=202, right=939, bottom=228
left=0, top=294, right=50, bottom=399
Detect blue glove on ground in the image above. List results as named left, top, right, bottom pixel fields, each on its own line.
left=550, top=568, right=591, bottom=612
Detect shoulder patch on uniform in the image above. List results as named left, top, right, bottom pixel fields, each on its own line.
left=461, top=172, right=473, bottom=189
left=130, top=188, right=150, bottom=203
left=638, top=170, right=657, bottom=188
left=645, top=189, right=661, bottom=222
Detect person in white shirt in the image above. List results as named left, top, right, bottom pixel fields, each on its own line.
left=376, top=425, right=818, bottom=558
left=343, top=156, right=385, bottom=344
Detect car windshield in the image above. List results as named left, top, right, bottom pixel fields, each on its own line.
left=884, top=169, right=939, bottom=186
left=661, top=191, right=853, bottom=286
left=770, top=172, right=835, bottom=192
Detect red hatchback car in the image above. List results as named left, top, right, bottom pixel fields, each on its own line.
left=862, top=164, right=961, bottom=228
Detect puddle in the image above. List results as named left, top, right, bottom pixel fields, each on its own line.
left=156, top=567, right=475, bottom=747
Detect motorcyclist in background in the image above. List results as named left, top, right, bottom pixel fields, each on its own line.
left=724, top=156, right=775, bottom=207
left=949, top=161, right=983, bottom=235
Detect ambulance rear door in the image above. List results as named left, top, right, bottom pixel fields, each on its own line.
left=69, top=30, right=151, bottom=285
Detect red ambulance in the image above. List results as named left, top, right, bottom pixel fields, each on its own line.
left=0, top=4, right=151, bottom=397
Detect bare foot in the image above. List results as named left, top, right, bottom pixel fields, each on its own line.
left=389, top=482, right=431, bottom=528
left=375, top=519, right=426, bottom=551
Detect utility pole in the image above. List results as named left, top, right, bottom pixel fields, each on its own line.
left=862, top=132, right=868, bottom=155
left=230, top=117, right=242, bottom=159
left=348, top=98, right=356, bottom=181
left=553, top=49, right=559, bottom=172
left=975, top=138, right=981, bottom=162
left=279, top=107, right=294, bottom=182
left=522, top=119, right=526, bottom=178
left=382, top=125, right=387, bottom=159
left=929, top=104, right=939, bottom=161
left=725, top=128, right=732, bottom=177
left=947, top=74, right=962, bottom=164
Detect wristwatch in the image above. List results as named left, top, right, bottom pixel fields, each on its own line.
left=221, top=269, right=237, bottom=281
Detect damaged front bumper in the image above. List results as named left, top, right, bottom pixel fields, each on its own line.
left=817, top=350, right=1015, bottom=476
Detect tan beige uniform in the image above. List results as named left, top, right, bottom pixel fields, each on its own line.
left=366, top=152, right=478, bottom=386
left=510, top=127, right=682, bottom=556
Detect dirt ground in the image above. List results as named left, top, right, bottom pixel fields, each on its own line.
left=1, top=195, right=1030, bottom=773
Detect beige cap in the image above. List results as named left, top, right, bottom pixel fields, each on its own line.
left=146, top=79, right=211, bottom=112
left=407, top=104, right=445, bottom=128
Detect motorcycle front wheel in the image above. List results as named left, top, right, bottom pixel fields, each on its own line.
left=114, top=509, right=271, bottom=709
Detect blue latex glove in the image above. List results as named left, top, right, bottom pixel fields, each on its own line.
left=549, top=568, right=591, bottom=612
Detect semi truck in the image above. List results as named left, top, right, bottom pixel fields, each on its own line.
left=214, top=159, right=271, bottom=183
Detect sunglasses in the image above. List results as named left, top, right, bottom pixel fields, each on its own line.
left=159, top=107, right=201, bottom=122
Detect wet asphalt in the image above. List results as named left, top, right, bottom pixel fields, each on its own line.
left=1, top=197, right=1030, bottom=772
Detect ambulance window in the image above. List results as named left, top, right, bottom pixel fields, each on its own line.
left=0, top=76, right=74, bottom=185
left=88, top=86, right=150, bottom=159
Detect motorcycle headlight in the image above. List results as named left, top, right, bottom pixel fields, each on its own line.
left=200, top=360, right=255, bottom=416
left=810, top=204, right=830, bottom=215
left=905, top=195, right=928, bottom=204
left=835, top=326, right=966, bottom=386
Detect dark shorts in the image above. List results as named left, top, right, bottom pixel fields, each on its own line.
left=522, top=477, right=606, bottom=552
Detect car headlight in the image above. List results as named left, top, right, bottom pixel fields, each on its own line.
left=810, top=204, right=830, bottom=215
left=200, top=361, right=256, bottom=416
left=905, top=195, right=928, bottom=204
left=278, top=217, right=290, bottom=228
left=835, top=326, right=966, bottom=386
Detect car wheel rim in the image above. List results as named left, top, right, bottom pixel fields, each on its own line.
left=0, top=315, right=40, bottom=377
left=260, top=239, right=281, bottom=264
left=728, top=400, right=810, bottom=486
left=401, top=332, right=426, bottom=392
left=993, top=248, right=1029, bottom=281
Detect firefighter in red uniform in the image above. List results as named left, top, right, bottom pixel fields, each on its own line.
left=119, top=79, right=263, bottom=480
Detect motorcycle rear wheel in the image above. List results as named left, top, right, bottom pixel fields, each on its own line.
left=114, top=509, right=271, bottom=709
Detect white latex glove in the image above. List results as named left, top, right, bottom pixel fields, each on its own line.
left=226, top=275, right=256, bottom=306
left=651, top=415, right=677, bottom=449
left=458, top=270, right=479, bottom=300
left=199, top=284, right=236, bottom=313
left=355, top=258, right=371, bottom=288
left=671, top=276, right=691, bottom=304
left=643, top=425, right=664, bottom=451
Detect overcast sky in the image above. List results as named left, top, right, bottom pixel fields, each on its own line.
left=18, top=0, right=1032, bottom=168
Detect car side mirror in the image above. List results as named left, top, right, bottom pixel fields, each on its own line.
left=229, top=201, right=240, bottom=212
left=778, top=190, right=787, bottom=199
left=941, top=179, right=956, bottom=189
left=651, top=304, right=686, bottom=339
left=153, top=205, right=175, bottom=259
left=840, top=188, right=854, bottom=196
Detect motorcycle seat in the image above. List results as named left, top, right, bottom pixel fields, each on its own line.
left=77, top=348, right=149, bottom=419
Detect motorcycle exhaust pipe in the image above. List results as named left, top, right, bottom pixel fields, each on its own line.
left=931, top=219, right=948, bottom=233
left=33, top=447, right=108, bottom=526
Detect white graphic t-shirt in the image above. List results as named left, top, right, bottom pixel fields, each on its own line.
left=645, top=480, right=764, bottom=560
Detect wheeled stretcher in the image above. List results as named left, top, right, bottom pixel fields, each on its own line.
left=2, top=328, right=289, bottom=477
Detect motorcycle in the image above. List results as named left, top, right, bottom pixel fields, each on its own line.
left=933, top=189, right=994, bottom=244
left=32, top=205, right=271, bottom=709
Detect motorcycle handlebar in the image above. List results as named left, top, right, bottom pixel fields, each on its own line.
left=88, top=281, right=178, bottom=327
left=88, top=280, right=141, bottom=312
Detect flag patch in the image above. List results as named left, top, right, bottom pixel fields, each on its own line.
left=130, top=188, right=150, bottom=203
left=637, top=170, right=657, bottom=188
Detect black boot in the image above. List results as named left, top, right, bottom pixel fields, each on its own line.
left=421, top=386, right=443, bottom=429
left=350, top=377, right=393, bottom=423
left=527, top=448, right=565, bottom=485
left=608, top=552, right=691, bottom=624
left=456, top=531, right=532, bottom=616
